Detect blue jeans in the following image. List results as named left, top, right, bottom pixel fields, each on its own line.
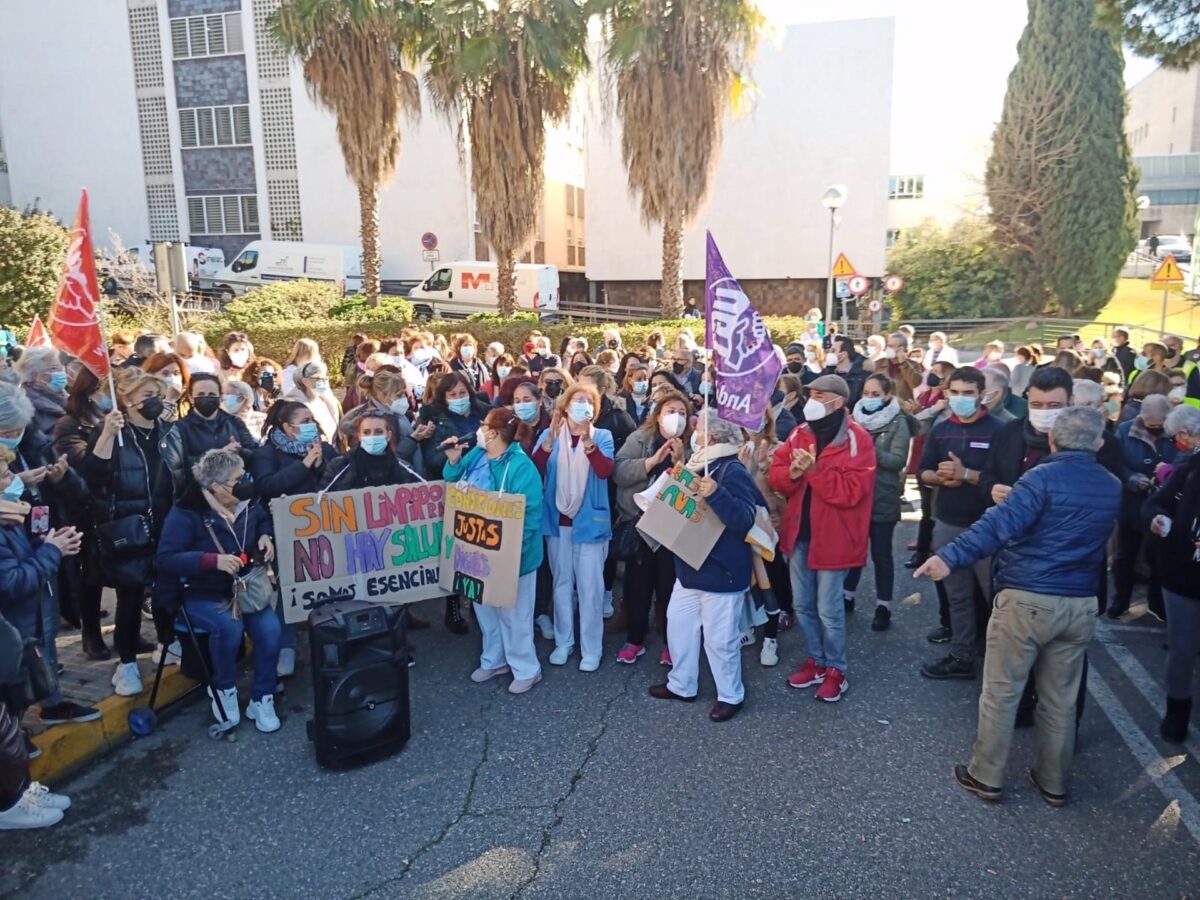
left=184, top=599, right=281, bottom=701
left=788, top=542, right=848, bottom=673
left=274, top=602, right=297, bottom=652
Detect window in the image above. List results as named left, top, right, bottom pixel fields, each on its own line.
left=1144, top=188, right=1200, bottom=205
left=231, top=250, right=259, bottom=273
left=576, top=186, right=585, bottom=220
left=534, top=241, right=545, bottom=264
left=187, top=194, right=259, bottom=234
left=170, top=13, right=243, bottom=59
left=888, top=175, right=924, bottom=200
left=179, top=105, right=251, bottom=148
left=576, top=242, right=586, bottom=267
left=427, top=268, right=452, bottom=292
left=886, top=228, right=901, bottom=248
left=567, top=244, right=576, bottom=266
left=565, top=185, right=575, bottom=217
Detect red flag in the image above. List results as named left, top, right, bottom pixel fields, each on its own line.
left=25, top=315, right=50, bottom=349
left=49, top=189, right=110, bottom=379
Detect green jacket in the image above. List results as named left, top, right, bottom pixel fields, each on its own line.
left=859, top=407, right=914, bottom=523
left=443, top=442, right=544, bottom=575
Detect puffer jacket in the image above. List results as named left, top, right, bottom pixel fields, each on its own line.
left=160, top=409, right=257, bottom=498
left=1142, top=453, right=1200, bottom=600
left=0, top=522, right=60, bottom=632
left=1116, top=416, right=1177, bottom=525
left=593, top=395, right=637, bottom=452
left=674, top=454, right=763, bottom=594
left=13, top=427, right=88, bottom=537
left=250, top=435, right=341, bottom=501
left=938, top=450, right=1121, bottom=597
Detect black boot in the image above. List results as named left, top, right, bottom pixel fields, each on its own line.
left=444, top=596, right=469, bottom=635
left=1160, top=696, right=1192, bottom=744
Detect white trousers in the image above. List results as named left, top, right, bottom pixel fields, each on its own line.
left=476, top=570, right=540, bottom=681
left=666, top=581, right=746, bottom=705
left=546, top=526, right=608, bottom=663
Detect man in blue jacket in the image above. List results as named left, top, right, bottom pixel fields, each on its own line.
left=915, top=406, right=1120, bottom=807
left=649, top=410, right=763, bottom=723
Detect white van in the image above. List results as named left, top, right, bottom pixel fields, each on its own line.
left=407, top=262, right=559, bottom=319
left=207, top=240, right=364, bottom=298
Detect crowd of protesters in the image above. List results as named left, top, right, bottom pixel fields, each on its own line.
left=2, top=313, right=1199, bottom=828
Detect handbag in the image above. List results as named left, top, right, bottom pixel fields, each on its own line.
left=2, top=638, right=56, bottom=710
left=203, top=521, right=276, bottom=618
left=611, top=518, right=644, bottom=562
left=95, top=513, right=152, bottom=557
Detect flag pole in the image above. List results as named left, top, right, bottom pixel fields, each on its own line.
left=94, top=298, right=123, bottom=448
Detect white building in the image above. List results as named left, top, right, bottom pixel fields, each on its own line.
left=585, top=17, right=895, bottom=316
left=0, top=0, right=587, bottom=295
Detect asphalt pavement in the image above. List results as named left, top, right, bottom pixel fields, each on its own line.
left=3, top=517, right=1199, bottom=899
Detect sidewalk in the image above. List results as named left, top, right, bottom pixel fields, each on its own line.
left=23, top=591, right=197, bottom=785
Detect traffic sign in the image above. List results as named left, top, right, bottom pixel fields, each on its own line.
left=835, top=279, right=851, bottom=299
left=847, top=274, right=870, bottom=296
left=883, top=273, right=904, bottom=293
left=421, top=231, right=439, bottom=251
left=422, top=249, right=440, bottom=263
left=831, top=252, right=856, bottom=277
left=1151, top=254, right=1184, bottom=283
left=868, top=299, right=882, bottom=313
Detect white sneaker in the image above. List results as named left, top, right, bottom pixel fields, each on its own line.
left=0, top=791, right=63, bottom=830
left=470, top=665, right=510, bottom=683
left=579, top=657, right=600, bottom=673
left=111, top=662, right=143, bottom=697
left=23, top=782, right=70, bottom=811
left=208, top=686, right=240, bottom=729
left=549, top=645, right=572, bottom=666
left=276, top=647, right=296, bottom=678
left=602, top=590, right=615, bottom=619
left=508, top=672, right=542, bottom=695
left=535, top=614, right=555, bottom=641
left=156, top=641, right=182, bottom=666
left=760, top=637, right=779, bottom=667
left=245, top=695, right=281, bottom=733
left=739, top=629, right=755, bottom=648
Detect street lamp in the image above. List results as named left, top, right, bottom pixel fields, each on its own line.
left=822, top=184, right=847, bottom=327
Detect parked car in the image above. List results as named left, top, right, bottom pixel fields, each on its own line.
left=1153, top=236, right=1192, bottom=263
left=406, top=261, right=560, bottom=319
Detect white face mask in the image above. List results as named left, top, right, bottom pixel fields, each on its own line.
left=1169, top=385, right=1187, bottom=404
left=1028, top=407, right=1062, bottom=434
left=659, top=411, right=684, bottom=439
left=228, top=349, right=249, bottom=368
left=690, top=432, right=704, bottom=455
left=475, top=427, right=488, bottom=449
left=826, top=352, right=840, bottom=366
left=460, top=345, right=475, bottom=361
left=804, top=397, right=830, bottom=422
left=390, top=396, right=410, bottom=418
left=884, top=348, right=897, bottom=360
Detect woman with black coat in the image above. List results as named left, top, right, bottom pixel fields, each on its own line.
left=79, top=367, right=174, bottom=700
left=159, top=372, right=258, bottom=499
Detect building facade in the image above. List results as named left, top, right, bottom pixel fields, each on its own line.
left=584, top=17, right=895, bottom=316
left=0, top=0, right=584, bottom=286
left=1127, top=65, right=1200, bottom=240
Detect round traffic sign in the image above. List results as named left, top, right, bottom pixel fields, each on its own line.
left=883, top=274, right=904, bottom=293
left=868, top=299, right=882, bottom=313
left=847, top=274, right=870, bottom=297
left=421, top=232, right=438, bottom=251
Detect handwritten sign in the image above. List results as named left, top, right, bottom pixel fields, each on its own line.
left=439, top=483, right=524, bottom=608
left=270, top=482, right=446, bottom=624
left=635, top=466, right=725, bottom=570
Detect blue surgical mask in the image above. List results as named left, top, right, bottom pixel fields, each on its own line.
left=48, top=371, right=68, bottom=391
left=94, top=393, right=114, bottom=412
left=296, top=422, right=319, bottom=444
left=221, top=394, right=241, bottom=413
left=448, top=396, right=471, bottom=415
left=496, top=366, right=511, bottom=380
left=632, top=380, right=648, bottom=396
left=360, top=434, right=388, bottom=455
left=569, top=401, right=594, bottom=424
left=0, top=431, right=23, bottom=450
left=948, top=395, right=979, bottom=418
left=1, top=477, right=24, bottom=501
left=1134, top=355, right=1150, bottom=371
left=514, top=400, right=538, bottom=422
left=860, top=397, right=884, bottom=413
left=699, top=382, right=713, bottom=397
left=313, top=380, right=330, bottom=394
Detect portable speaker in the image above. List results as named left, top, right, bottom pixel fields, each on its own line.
left=306, top=599, right=410, bottom=768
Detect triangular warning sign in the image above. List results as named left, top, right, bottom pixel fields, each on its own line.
left=1151, top=254, right=1185, bottom=283
left=831, top=252, right=856, bottom=277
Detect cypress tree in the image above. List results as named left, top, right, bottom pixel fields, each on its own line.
left=986, top=0, right=1138, bottom=317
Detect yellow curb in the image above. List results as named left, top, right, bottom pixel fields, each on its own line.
left=30, top=666, right=198, bottom=786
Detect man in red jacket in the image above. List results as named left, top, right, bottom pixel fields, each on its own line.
left=769, top=375, right=876, bottom=702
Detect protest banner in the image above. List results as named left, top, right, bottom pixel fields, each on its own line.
left=634, top=466, right=725, bottom=570
left=270, top=481, right=446, bottom=624
left=438, top=483, right=524, bottom=608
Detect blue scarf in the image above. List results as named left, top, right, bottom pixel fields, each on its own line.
left=270, top=426, right=310, bottom=457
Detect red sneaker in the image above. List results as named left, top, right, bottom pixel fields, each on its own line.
left=814, top=667, right=848, bottom=702
left=787, top=656, right=827, bottom=689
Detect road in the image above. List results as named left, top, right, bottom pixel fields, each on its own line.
left=3, top=519, right=1199, bottom=899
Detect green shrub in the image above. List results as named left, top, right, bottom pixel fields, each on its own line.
left=216, top=280, right=344, bottom=332
left=464, top=310, right=539, bottom=325
left=329, top=294, right=414, bottom=323
left=0, top=205, right=69, bottom=326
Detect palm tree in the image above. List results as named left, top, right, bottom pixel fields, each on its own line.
left=597, top=0, right=763, bottom=317
left=273, top=0, right=423, bottom=307
left=424, top=0, right=589, bottom=317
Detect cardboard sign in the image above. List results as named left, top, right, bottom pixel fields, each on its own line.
left=439, top=483, right=525, bottom=608
left=634, top=466, right=726, bottom=570
left=270, top=482, right=447, bottom=624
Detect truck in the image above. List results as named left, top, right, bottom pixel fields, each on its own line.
left=206, top=240, right=364, bottom=299
left=406, top=261, right=560, bottom=319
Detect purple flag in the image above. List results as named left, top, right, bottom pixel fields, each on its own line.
left=704, top=231, right=783, bottom=431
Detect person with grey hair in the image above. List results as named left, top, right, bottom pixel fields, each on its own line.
left=14, top=347, right=69, bottom=440
left=1070, top=379, right=1104, bottom=409
left=917, top=406, right=1121, bottom=806
left=982, top=367, right=1015, bottom=424
left=156, top=448, right=281, bottom=733
left=871, top=332, right=923, bottom=404
left=284, top=360, right=341, bottom=443
left=649, top=408, right=764, bottom=722
left=1111, top=393, right=1178, bottom=619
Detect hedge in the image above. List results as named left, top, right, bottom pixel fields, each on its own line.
left=207, top=314, right=833, bottom=385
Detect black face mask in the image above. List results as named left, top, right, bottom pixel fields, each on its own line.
left=672, top=362, right=687, bottom=375
left=193, top=395, right=221, bottom=417
left=607, top=339, right=620, bottom=350
left=138, top=396, right=165, bottom=420
left=926, top=372, right=941, bottom=388
left=232, top=472, right=256, bottom=501
left=1146, top=425, right=1165, bottom=436
left=544, top=381, right=563, bottom=399
left=259, top=372, right=276, bottom=390
left=786, top=361, right=804, bottom=374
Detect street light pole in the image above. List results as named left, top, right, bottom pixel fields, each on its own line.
left=821, top=184, right=847, bottom=329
